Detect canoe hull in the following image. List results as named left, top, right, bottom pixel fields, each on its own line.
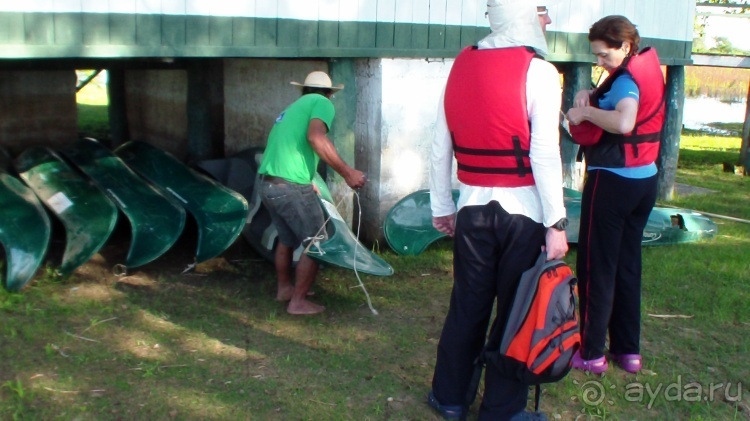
left=61, top=138, right=186, bottom=270
left=0, top=172, right=51, bottom=291
left=115, top=141, right=249, bottom=264
left=15, top=146, right=119, bottom=275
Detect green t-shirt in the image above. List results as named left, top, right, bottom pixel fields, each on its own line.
left=258, top=93, right=335, bottom=184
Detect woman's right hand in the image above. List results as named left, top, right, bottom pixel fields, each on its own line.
left=573, top=89, right=592, bottom=108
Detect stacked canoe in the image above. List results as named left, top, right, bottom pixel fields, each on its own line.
left=1, top=139, right=393, bottom=292
left=0, top=138, right=249, bottom=292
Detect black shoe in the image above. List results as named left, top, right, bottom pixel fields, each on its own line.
left=427, top=390, right=465, bottom=420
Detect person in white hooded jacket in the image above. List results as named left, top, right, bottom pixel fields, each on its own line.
left=427, top=1, right=567, bottom=420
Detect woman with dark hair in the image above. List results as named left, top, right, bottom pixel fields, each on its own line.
left=565, top=15, right=666, bottom=374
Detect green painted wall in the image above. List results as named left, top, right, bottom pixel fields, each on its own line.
left=0, top=12, right=691, bottom=64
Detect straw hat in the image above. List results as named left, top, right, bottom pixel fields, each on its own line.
left=290, top=71, right=344, bottom=92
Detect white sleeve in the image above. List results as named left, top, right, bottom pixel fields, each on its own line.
left=527, top=58, right=567, bottom=226
left=429, top=86, right=458, bottom=217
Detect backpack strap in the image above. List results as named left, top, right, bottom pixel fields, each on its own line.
left=465, top=355, right=485, bottom=407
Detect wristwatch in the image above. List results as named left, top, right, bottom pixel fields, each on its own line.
left=550, top=217, right=569, bottom=231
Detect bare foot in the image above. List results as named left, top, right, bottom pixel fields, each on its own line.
left=276, top=285, right=294, bottom=301
left=276, top=287, right=315, bottom=302
left=287, top=299, right=325, bottom=315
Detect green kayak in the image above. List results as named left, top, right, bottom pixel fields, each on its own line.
left=115, top=141, right=249, bottom=264
left=14, top=146, right=119, bottom=275
left=61, top=138, right=186, bottom=270
left=195, top=149, right=393, bottom=276
left=384, top=189, right=718, bottom=255
left=0, top=171, right=51, bottom=291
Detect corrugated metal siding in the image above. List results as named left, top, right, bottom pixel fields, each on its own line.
left=0, top=0, right=694, bottom=62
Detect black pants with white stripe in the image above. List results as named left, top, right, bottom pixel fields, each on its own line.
left=576, top=169, right=657, bottom=360
left=431, top=201, right=546, bottom=420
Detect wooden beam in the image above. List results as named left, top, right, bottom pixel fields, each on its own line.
left=691, top=54, right=750, bottom=68
left=107, top=68, right=129, bottom=148
left=658, top=65, right=686, bottom=200
left=329, top=59, right=358, bottom=231
left=186, top=60, right=224, bottom=161
left=75, top=69, right=102, bottom=92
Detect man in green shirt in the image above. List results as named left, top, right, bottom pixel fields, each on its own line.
left=258, top=71, right=366, bottom=315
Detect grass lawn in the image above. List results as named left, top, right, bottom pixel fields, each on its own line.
left=76, top=72, right=110, bottom=141
left=1, top=130, right=749, bottom=420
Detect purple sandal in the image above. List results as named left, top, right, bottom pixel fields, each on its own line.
left=571, top=351, right=608, bottom=374
left=610, top=353, right=642, bottom=373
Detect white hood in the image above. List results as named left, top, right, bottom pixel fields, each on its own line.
left=477, top=0, right=549, bottom=56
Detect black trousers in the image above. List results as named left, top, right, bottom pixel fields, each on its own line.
left=576, top=170, right=657, bottom=360
left=431, top=201, right=546, bottom=420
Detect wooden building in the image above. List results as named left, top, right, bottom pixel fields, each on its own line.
left=0, top=0, right=696, bottom=243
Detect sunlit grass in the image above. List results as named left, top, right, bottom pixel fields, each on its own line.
left=76, top=70, right=109, bottom=106
left=76, top=70, right=110, bottom=139
left=679, top=132, right=742, bottom=152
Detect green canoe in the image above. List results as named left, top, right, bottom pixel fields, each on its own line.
left=563, top=195, right=718, bottom=245
left=307, top=173, right=394, bottom=276
left=384, top=189, right=718, bottom=256
left=0, top=146, right=11, bottom=172
left=14, top=146, right=119, bottom=275
left=384, top=189, right=460, bottom=256
left=0, top=171, right=51, bottom=291
left=115, top=141, right=249, bottom=264
left=195, top=148, right=393, bottom=276
left=61, top=138, right=186, bottom=270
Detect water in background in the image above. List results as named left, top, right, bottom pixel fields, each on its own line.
left=682, top=96, right=746, bottom=133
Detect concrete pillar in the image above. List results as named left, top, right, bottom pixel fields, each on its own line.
left=658, top=65, right=685, bottom=201
left=558, top=62, right=591, bottom=191
left=351, top=58, right=453, bottom=246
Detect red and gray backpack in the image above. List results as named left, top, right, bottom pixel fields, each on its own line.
left=467, top=252, right=580, bottom=411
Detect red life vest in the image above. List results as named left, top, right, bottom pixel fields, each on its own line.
left=569, top=47, right=665, bottom=167
left=444, top=46, right=537, bottom=187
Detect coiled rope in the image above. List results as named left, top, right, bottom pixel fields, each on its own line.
left=303, top=189, right=378, bottom=315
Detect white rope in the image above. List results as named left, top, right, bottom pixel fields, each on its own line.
left=181, top=262, right=196, bottom=274
left=351, top=190, right=379, bottom=315
left=303, top=189, right=378, bottom=316
left=302, top=234, right=326, bottom=256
